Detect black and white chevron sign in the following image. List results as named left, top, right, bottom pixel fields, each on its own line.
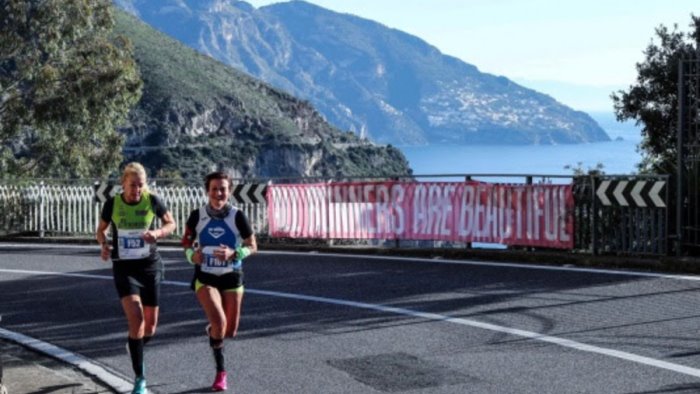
left=595, top=179, right=666, bottom=208
left=93, top=182, right=120, bottom=203
left=231, top=184, right=267, bottom=204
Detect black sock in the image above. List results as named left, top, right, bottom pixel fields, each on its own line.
left=209, top=337, right=225, bottom=372
left=143, top=335, right=152, bottom=345
left=128, top=337, right=144, bottom=377
left=213, top=347, right=225, bottom=372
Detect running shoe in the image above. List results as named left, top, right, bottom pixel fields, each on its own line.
left=212, top=371, right=227, bottom=391
left=132, top=376, right=147, bottom=394
left=0, top=383, right=7, bottom=394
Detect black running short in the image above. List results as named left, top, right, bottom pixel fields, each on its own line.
left=112, top=259, right=163, bottom=306
left=192, top=270, right=244, bottom=293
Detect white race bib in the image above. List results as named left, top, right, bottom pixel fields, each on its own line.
left=117, top=229, right=150, bottom=260
left=200, top=246, right=234, bottom=275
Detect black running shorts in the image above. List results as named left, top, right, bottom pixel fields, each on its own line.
left=192, top=270, right=244, bottom=293
left=112, top=259, right=163, bottom=306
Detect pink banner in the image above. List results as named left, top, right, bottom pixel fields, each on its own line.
left=267, top=181, right=574, bottom=249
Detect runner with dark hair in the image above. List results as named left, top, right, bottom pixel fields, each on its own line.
left=181, top=171, right=257, bottom=391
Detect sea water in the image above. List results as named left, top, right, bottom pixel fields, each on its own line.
left=397, top=117, right=645, bottom=248
left=401, top=138, right=642, bottom=178
left=400, top=115, right=644, bottom=181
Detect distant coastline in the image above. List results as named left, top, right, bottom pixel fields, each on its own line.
left=587, top=111, right=642, bottom=142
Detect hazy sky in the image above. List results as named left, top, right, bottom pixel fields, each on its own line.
left=244, top=0, right=697, bottom=112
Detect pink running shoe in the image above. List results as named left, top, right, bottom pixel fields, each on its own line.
left=212, top=371, right=227, bottom=391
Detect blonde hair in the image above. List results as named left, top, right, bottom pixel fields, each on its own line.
left=121, top=162, right=150, bottom=193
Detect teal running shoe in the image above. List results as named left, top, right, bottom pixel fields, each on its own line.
left=131, top=376, right=147, bottom=394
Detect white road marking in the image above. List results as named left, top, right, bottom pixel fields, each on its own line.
left=2, top=267, right=700, bottom=379
left=249, top=287, right=700, bottom=379
left=2, top=242, right=700, bottom=281
left=0, top=327, right=132, bottom=393
left=260, top=250, right=700, bottom=281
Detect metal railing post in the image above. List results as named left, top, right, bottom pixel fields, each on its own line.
left=39, top=181, right=46, bottom=238
left=465, top=175, right=472, bottom=250
left=525, top=176, right=533, bottom=251
left=326, top=180, right=334, bottom=247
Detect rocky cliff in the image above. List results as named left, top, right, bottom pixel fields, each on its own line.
left=114, top=9, right=412, bottom=180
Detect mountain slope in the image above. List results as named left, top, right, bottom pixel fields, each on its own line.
left=115, top=0, right=609, bottom=146
left=113, top=9, right=412, bottom=180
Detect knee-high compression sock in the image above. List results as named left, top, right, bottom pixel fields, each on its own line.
left=209, top=337, right=225, bottom=372
left=128, top=337, right=145, bottom=377
left=143, top=335, right=152, bottom=345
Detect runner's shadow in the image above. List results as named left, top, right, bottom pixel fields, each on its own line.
left=30, top=383, right=82, bottom=394
left=170, top=387, right=212, bottom=394
left=668, top=350, right=700, bottom=358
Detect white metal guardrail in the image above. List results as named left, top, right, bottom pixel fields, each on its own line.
left=0, top=175, right=669, bottom=256
left=0, top=176, right=597, bottom=245
left=0, top=182, right=269, bottom=238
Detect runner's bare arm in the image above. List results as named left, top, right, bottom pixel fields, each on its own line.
left=96, top=219, right=111, bottom=261
left=143, top=211, right=176, bottom=243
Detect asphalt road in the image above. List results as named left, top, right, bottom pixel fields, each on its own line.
left=2, top=244, right=700, bottom=393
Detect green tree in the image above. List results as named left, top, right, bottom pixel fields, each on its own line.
left=0, top=0, right=142, bottom=178
left=611, top=15, right=700, bottom=174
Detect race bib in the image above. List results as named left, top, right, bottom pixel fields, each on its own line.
left=201, top=246, right=234, bottom=275
left=117, top=229, right=150, bottom=260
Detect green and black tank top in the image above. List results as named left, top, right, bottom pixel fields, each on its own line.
left=100, top=192, right=168, bottom=262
